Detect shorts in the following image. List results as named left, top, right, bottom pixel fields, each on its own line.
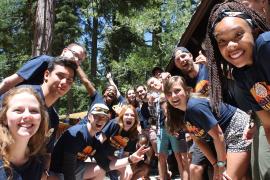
left=157, top=127, right=188, bottom=155
left=224, top=108, right=252, bottom=153
left=50, top=161, right=87, bottom=180
left=191, top=142, right=213, bottom=165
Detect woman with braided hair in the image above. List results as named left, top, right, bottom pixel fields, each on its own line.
left=205, top=0, right=270, bottom=145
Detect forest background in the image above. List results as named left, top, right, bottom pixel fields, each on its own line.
left=0, top=0, right=199, bottom=116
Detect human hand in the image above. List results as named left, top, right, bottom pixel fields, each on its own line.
left=106, top=72, right=112, bottom=79
left=195, top=51, right=207, bottom=65
left=213, top=165, right=231, bottom=180
left=129, top=145, right=150, bottom=164
left=243, top=122, right=257, bottom=140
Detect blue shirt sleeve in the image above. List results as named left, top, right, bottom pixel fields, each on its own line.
left=187, top=99, right=218, bottom=133
left=17, top=55, right=53, bottom=85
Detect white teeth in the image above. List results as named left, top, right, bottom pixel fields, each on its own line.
left=230, top=50, right=243, bottom=59
left=20, top=124, right=32, bottom=128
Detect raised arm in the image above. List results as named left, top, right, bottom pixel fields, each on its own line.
left=76, top=66, right=96, bottom=96
left=0, top=74, right=24, bottom=95
left=106, top=72, right=121, bottom=98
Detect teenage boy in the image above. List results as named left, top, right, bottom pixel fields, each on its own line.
left=0, top=43, right=86, bottom=95
left=49, top=103, right=149, bottom=180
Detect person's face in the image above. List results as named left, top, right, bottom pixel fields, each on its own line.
left=174, top=50, right=194, bottom=73
left=154, top=70, right=162, bottom=78
left=6, top=93, right=41, bottom=140
left=123, top=108, right=135, bottom=131
left=214, top=17, right=254, bottom=68
left=136, top=86, right=147, bottom=101
left=62, top=46, right=86, bottom=65
left=148, top=78, right=162, bottom=92
left=89, top=114, right=108, bottom=132
left=165, top=82, right=188, bottom=111
left=127, top=89, right=136, bottom=102
left=103, top=86, right=117, bottom=105
left=44, top=64, right=74, bottom=97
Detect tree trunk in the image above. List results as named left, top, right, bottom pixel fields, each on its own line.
left=91, top=17, right=98, bottom=77
left=32, top=0, right=55, bottom=56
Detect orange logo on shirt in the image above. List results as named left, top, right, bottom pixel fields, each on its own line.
left=110, top=135, right=129, bottom=149
left=194, top=80, right=209, bottom=96
left=185, top=121, right=206, bottom=138
left=77, top=146, right=96, bottom=161
left=250, top=82, right=270, bottom=111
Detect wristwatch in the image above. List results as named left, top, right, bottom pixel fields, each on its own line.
left=216, top=161, right=226, bottom=167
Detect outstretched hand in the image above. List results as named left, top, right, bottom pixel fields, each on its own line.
left=129, top=145, right=150, bottom=164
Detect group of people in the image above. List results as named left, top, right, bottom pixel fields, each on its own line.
left=0, top=0, right=270, bottom=180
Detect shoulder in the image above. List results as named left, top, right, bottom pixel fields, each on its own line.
left=255, top=32, right=270, bottom=50
left=67, top=124, right=87, bottom=136
left=187, top=97, right=209, bottom=109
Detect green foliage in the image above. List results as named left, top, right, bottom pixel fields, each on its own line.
left=105, top=0, right=198, bottom=93
left=0, top=0, right=199, bottom=114
left=0, top=0, right=34, bottom=55
left=52, top=1, right=83, bottom=55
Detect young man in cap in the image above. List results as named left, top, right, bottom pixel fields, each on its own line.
left=49, top=103, right=149, bottom=180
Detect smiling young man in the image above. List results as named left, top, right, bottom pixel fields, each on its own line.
left=49, top=103, right=149, bottom=180
left=0, top=43, right=86, bottom=95
left=25, top=56, right=78, bottom=153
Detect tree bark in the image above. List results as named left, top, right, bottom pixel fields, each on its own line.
left=32, top=0, right=55, bottom=56
left=91, top=16, right=98, bottom=77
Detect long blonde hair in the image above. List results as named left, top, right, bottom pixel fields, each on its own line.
left=0, top=87, right=49, bottom=178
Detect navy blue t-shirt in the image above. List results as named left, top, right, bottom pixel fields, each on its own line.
left=185, top=64, right=209, bottom=95
left=185, top=97, right=236, bottom=138
left=0, top=156, right=44, bottom=180
left=27, top=85, right=59, bottom=152
left=100, top=119, right=137, bottom=156
left=233, top=32, right=270, bottom=112
left=50, top=124, right=104, bottom=174
left=17, top=55, right=54, bottom=85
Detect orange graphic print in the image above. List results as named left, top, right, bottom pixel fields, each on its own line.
left=195, top=80, right=209, bottom=96
left=77, top=146, right=96, bottom=161
left=110, top=135, right=129, bottom=149
left=185, top=121, right=206, bottom=137
left=250, top=82, right=270, bottom=111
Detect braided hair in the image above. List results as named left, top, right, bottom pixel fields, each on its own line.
left=205, top=0, right=270, bottom=113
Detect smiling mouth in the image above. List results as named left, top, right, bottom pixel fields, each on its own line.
left=19, top=123, right=34, bottom=129
left=229, top=50, right=244, bottom=59
left=171, top=99, right=180, bottom=106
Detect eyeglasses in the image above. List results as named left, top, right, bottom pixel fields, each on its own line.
left=67, top=48, right=83, bottom=63
left=211, top=10, right=254, bottom=33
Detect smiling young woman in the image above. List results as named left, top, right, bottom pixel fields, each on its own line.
left=205, top=0, right=270, bottom=144
left=0, top=86, right=48, bottom=180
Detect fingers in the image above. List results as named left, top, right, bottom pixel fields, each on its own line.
left=223, top=172, right=232, bottom=180
left=195, top=51, right=207, bottom=65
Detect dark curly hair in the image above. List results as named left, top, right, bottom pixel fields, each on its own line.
left=205, top=0, right=270, bottom=113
